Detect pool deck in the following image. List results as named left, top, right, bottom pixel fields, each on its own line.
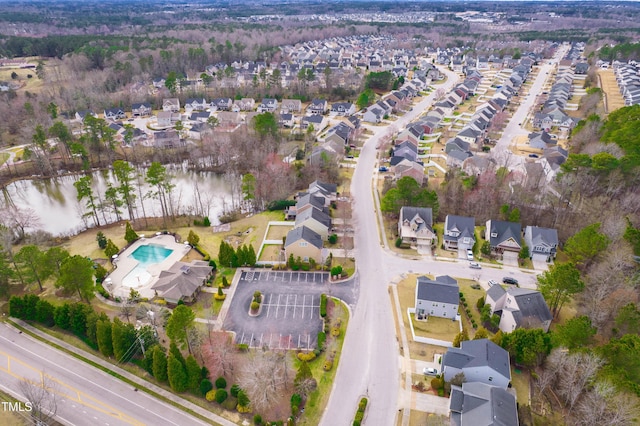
left=105, top=234, right=191, bottom=300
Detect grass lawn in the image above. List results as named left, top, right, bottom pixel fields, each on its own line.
left=404, top=410, right=448, bottom=426
left=334, top=257, right=356, bottom=277
left=266, top=224, right=293, bottom=241
left=297, top=298, right=349, bottom=426
left=511, top=368, right=531, bottom=404
left=410, top=314, right=459, bottom=342
left=458, top=279, right=486, bottom=329
left=0, top=390, right=30, bottom=425
left=0, top=152, right=9, bottom=166
left=258, top=244, right=283, bottom=262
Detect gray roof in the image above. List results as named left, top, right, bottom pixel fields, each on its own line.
left=285, top=226, right=322, bottom=249
left=443, top=339, right=511, bottom=382
left=296, top=193, right=325, bottom=212
left=487, top=220, right=521, bottom=249
left=151, top=260, right=212, bottom=302
left=416, top=275, right=459, bottom=305
left=486, top=284, right=506, bottom=303
left=452, top=382, right=518, bottom=426
left=508, top=288, right=553, bottom=326
left=400, top=206, right=433, bottom=229
left=526, top=226, right=558, bottom=253
left=295, top=206, right=332, bottom=229
left=444, top=215, right=475, bottom=243
left=309, top=180, right=337, bottom=195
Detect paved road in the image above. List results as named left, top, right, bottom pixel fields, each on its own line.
left=0, top=323, right=210, bottom=426
left=321, top=63, right=559, bottom=425
left=493, top=44, right=570, bottom=168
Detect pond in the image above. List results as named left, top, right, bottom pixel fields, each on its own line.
left=2, top=166, right=237, bottom=236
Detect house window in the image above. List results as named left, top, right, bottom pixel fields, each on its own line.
left=488, top=377, right=493, bottom=382
left=490, top=232, right=498, bottom=238
left=463, top=237, right=470, bottom=243
left=300, top=242, right=308, bottom=247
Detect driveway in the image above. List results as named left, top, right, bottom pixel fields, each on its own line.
left=223, top=270, right=357, bottom=350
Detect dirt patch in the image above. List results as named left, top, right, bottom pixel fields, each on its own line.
left=259, top=244, right=283, bottom=262
left=266, top=224, right=292, bottom=241
left=597, top=69, right=625, bottom=114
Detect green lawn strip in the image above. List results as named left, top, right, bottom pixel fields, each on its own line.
left=0, top=152, right=9, bottom=166
left=297, top=298, right=349, bottom=426
left=7, top=320, right=219, bottom=425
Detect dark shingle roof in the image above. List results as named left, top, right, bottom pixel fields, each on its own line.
left=285, top=226, right=322, bottom=249
left=416, top=275, right=459, bottom=305
left=443, top=339, right=511, bottom=382
left=444, top=215, right=475, bottom=243
left=487, top=220, right=521, bottom=249
left=509, top=288, right=553, bottom=325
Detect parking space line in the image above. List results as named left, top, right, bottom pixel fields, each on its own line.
left=301, top=295, right=306, bottom=319
left=239, top=332, right=245, bottom=345
left=307, top=334, right=311, bottom=350
left=259, top=333, right=264, bottom=348
left=283, top=295, right=289, bottom=319
left=279, top=334, right=282, bottom=350
left=293, top=294, right=297, bottom=319
left=249, top=333, right=254, bottom=348
left=266, top=294, right=273, bottom=317
left=275, top=294, right=282, bottom=319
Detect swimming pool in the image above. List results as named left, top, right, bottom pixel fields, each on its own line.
left=121, top=244, right=174, bottom=288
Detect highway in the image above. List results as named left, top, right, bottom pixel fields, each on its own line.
left=0, top=323, right=210, bottom=426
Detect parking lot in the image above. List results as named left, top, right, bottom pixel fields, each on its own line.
left=223, top=270, right=356, bottom=351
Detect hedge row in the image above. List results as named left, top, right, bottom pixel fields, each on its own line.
left=352, top=397, right=368, bottom=426
left=320, top=294, right=327, bottom=318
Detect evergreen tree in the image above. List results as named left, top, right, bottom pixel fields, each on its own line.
left=112, top=317, right=136, bottom=362
left=104, top=239, right=120, bottom=259
left=168, top=354, right=188, bottom=392
left=187, top=230, right=200, bottom=247
left=124, top=221, right=139, bottom=244
left=96, top=318, right=114, bottom=357
left=69, top=302, right=90, bottom=338
left=96, top=231, right=107, bottom=249
left=246, top=245, right=256, bottom=266
left=237, top=245, right=247, bottom=266
left=35, top=299, right=55, bottom=327
left=185, top=355, right=203, bottom=394
left=53, top=304, right=71, bottom=330
left=169, top=341, right=186, bottom=367
left=152, top=346, right=168, bottom=382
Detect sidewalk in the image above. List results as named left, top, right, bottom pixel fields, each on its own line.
left=8, top=318, right=237, bottom=426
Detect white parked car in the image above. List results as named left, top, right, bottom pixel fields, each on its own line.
left=423, top=367, right=439, bottom=376
left=488, top=280, right=498, bottom=287
left=466, top=249, right=474, bottom=261
left=469, top=262, right=481, bottom=269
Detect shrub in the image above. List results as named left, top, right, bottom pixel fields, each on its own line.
left=251, top=302, right=260, bottom=311
left=395, top=237, right=403, bottom=248
left=323, top=360, right=333, bottom=371
left=355, top=411, right=364, bottom=422
left=215, top=377, right=227, bottom=389
left=236, top=343, right=249, bottom=351
left=203, top=216, right=211, bottom=226
left=477, top=297, right=485, bottom=310
left=328, top=234, right=338, bottom=244
left=230, top=384, right=241, bottom=397
left=431, top=377, right=443, bottom=390
left=330, top=265, right=342, bottom=277
left=291, top=393, right=302, bottom=408
left=215, top=389, right=228, bottom=403
left=438, top=388, right=444, bottom=397
left=297, top=351, right=317, bottom=362
left=320, top=294, right=327, bottom=317
left=353, top=421, right=361, bottom=426
left=200, top=379, right=213, bottom=396
left=214, top=286, right=226, bottom=300
left=331, top=327, right=340, bottom=337
left=358, top=398, right=368, bottom=411
left=317, top=331, right=326, bottom=350
left=253, top=291, right=262, bottom=302
left=209, top=259, right=217, bottom=270
left=222, top=276, right=230, bottom=287
left=205, top=389, right=216, bottom=402
left=96, top=283, right=110, bottom=299
left=253, top=414, right=263, bottom=425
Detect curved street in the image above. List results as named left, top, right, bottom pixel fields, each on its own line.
left=322, top=64, right=551, bottom=425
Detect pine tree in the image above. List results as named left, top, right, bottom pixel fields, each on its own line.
left=246, top=244, right=256, bottom=266
left=96, top=318, right=113, bottom=357
left=124, top=221, right=139, bottom=244
left=168, top=354, right=188, bottom=392
left=152, top=346, right=168, bottom=382
left=105, top=239, right=120, bottom=259
left=185, top=355, right=203, bottom=394
left=237, top=245, right=247, bottom=266
left=187, top=230, right=200, bottom=247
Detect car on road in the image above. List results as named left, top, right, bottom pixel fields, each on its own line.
left=502, top=277, right=519, bottom=286
left=488, top=280, right=498, bottom=287
left=423, top=367, right=439, bottom=376
left=528, top=154, right=539, bottom=158
left=469, top=262, right=481, bottom=269
left=466, top=249, right=474, bottom=261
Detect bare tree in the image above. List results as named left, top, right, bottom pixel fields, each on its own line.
left=238, top=350, right=292, bottom=412
left=2, top=206, right=42, bottom=242
left=18, top=373, right=59, bottom=426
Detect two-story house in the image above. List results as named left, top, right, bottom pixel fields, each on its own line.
left=442, top=339, right=511, bottom=389
left=415, top=275, right=459, bottom=320
left=443, top=215, right=476, bottom=257
left=284, top=226, right=324, bottom=264
left=485, top=286, right=553, bottom=332
left=485, top=220, right=522, bottom=263
left=398, top=207, right=436, bottom=254
left=524, top=226, right=558, bottom=263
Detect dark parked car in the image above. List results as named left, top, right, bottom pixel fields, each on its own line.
left=378, top=166, right=389, bottom=172
left=502, top=277, right=519, bottom=286
left=528, top=154, right=539, bottom=158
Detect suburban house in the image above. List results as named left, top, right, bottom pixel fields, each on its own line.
left=524, top=226, right=558, bottom=263
left=257, top=98, right=279, bottom=113
left=284, top=226, right=324, bottom=264
left=485, top=220, right=522, bottom=263
left=232, top=98, right=256, bottom=112
left=301, top=114, right=324, bottom=130
left=188, top=122, right=211, bottom=140
left=131, top=102, right=152, bottom=117
left=308, top=99, right=328, bottom=115
left=280, top=99, right=302, bottom=114
left=485, top=286, right=553, bottom=333
left=443, top=215, right=476, bottom=255
left=153, top=130, right=182, bottom=149
left=398, top=207, right=436, bottom=253
left=449, top=382, right=519, bottom=426
left=75, top=110, right=97, bottom=122
left=285, top=193, right=327, bottom=220
left=442, top=339, right=511, bottom=389
left=393, top=159, right=424, bottom=185
left=157, top=111, right=180, bottom=127
left=211, top=98, right=233, bottom=111
left=414, top=275, right=459, bottom=320
left=279, top=113, right=294, bottom=128
left=363, top=106, right=384, bottom=123
left=308, top=180, right=337, bottom=201
left=104, top=107, right=126, bottom=121
left=330, top=102, right=356, bottom=116
left=150, top=260, right=213, bottom=304
left=294, top=207, right=332, bottom=240
left=162, top=98, right=180, bottom=112
left=184, top=98, right=208, bottom=113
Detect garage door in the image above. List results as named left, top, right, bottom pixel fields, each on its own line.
left=502, top=251, right=519, bottom=266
